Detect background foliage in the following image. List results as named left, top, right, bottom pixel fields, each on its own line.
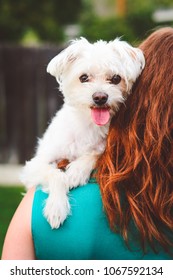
left=80, top=0, right=173, bottom=42
left=0, top=0, right=173, bottom=44
left=0, top=186, right=25, bottom=256
left=0, top=0, right=82, bottom=42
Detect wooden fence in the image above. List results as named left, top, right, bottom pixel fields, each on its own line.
left=0, top=44, right=64, bottom=164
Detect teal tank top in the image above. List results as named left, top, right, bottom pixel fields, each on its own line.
left=32, top=178, right=173, bottom=260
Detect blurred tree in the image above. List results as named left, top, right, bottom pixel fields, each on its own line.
left=127, top=0, right=172, bottom=13
left=126, top=0, right=173, bottom=40
left=80, top=0, right=173, bottom=43
left=0, top=0, right=83, bottom=43
left=126, top=8, right=155, bottom=41
left=80, top=15, right=135, bottom=42
left=1, top=0, right=173, bottom=43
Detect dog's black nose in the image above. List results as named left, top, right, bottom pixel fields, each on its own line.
left=92, top=92, right=108, bottom=106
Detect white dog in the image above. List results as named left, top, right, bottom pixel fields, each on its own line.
left=20, top=37, right=145, bottom=229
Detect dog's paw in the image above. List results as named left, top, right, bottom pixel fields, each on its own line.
left=43, top=194, right=71, bottom=229
left=66, top=155, right=96, bottom=188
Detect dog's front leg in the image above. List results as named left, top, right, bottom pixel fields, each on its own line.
left=20, top=157, right=71, bottom=229
left=43, top=168, right=71, bottom=229
left=45, top=153, right=98, bottom=228
left=65, top=153, right=98, bottom=189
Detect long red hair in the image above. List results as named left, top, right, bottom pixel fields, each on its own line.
left=97, top=27, right=173, bottom=253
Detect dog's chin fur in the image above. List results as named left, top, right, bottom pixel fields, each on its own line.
left=20, top=37, right=145, bottom=229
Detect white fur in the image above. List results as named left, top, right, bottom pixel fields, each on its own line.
left=20, top=37, right=145, bottom=228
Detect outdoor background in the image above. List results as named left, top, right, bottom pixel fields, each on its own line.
left=0, top=0, right=173, bottom=256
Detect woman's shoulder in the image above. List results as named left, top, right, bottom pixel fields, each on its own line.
left=18, top=186, right=36, bottom=217
left=8, top=186, right=36, bottom=229
left=24, top=186, right=36, bottom=204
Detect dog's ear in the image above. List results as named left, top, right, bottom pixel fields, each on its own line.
left=110, top=39, right=145, bottom=86
left=47, top=37, right=90, bottom=83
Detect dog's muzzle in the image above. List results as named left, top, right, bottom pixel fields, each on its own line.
left=91, top=92, right=110, bottom=126
left=92, top=92, right=108, bottom=106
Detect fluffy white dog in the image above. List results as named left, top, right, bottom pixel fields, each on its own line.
left=20, top=37, right=145, bottom=229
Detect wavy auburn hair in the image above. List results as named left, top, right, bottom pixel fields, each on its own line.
left=97, top=27, right=173, bottom=252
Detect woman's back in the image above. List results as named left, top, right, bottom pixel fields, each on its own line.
left=32, top=179, right=172, bottom=260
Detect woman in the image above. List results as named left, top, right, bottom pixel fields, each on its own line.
left=97, top=26, right=173, bottom=256
left=2, top=27, right=173, bottom=260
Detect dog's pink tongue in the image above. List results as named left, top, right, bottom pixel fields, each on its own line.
left=91, top=108, right=110, bottom=126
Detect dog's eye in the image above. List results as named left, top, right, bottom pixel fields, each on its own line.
left=110, top=74, right=121, bottom=85
left=79, top=74, right=89, bottom=83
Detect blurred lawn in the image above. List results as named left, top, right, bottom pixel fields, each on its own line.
left=0, top=186, right=25, bottom=257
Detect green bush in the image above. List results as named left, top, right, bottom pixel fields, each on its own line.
left=0, top=14, right=26, bottom=42
left=80, top=16, right=136, bottom=43
left=31, top=20, right=65, bottom=43
left=126, top=9, right=156, bottom=41
left=0, top=186, right=24, bottom=257
left=0, top=0, right=82, bottom=43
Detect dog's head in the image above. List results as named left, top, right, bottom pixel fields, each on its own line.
left=47, top=37, right=145, bottom=126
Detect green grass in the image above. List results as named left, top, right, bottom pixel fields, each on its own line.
left=0, top=186, right=25, bottom=257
